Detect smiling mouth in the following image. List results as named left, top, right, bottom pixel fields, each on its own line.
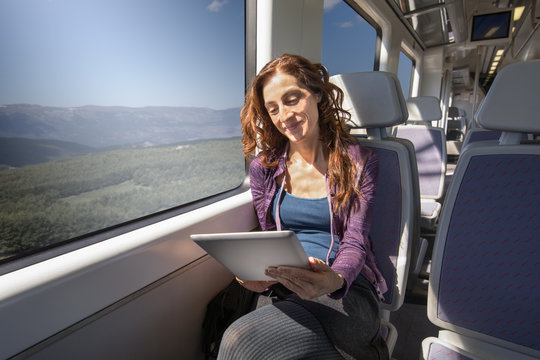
left=284, top=121, right=302, bottom=131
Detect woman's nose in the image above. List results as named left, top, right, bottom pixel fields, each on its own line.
left=279, top=105, right=294, bottom=121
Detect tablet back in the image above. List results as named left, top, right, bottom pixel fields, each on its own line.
left=191, top=230, right=310, bottom=281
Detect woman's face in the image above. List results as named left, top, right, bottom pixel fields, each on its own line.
left=262, top=71, right=321, bottom=146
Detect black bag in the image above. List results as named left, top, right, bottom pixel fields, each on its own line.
left=202, top=279, right=257, bottom=359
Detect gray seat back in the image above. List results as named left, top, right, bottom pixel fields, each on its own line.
left=426, top=60, right=540, bottom=359
left=331, top=71, right=415, bottom=312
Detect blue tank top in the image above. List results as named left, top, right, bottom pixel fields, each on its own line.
left=272, top=187, right=338, bottom=263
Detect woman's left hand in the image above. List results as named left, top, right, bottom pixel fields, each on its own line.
left=265, top=257, right=345, bottom=300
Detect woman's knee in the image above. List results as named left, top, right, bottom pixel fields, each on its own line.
left=220, top=317, right=249, bottom=350
left=218, top=313, right=267, bottom=359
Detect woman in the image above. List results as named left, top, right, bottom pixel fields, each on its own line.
left=218, top=54, right=388, bottom=360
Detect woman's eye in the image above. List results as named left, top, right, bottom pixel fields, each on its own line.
left=285, top=96, right=299, bottom=105
left=267, top=107, right=278, bottom=115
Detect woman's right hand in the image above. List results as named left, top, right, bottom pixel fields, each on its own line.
left=236, top=277, right=278, bottom=293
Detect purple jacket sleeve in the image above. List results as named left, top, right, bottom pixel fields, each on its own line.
left=249, top=157, right=275, bottom=231
left=329, top=152, right=379, bottom=299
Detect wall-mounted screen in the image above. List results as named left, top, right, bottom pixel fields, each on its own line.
left=470, top=10, right=512, bottom=42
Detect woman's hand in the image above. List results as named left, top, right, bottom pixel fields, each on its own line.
left=235, top=277, right=278, bottom=293
left=265, top=257, right=345, bottom=300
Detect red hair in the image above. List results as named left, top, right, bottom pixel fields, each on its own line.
left=241, top=54, right=361, bottom=215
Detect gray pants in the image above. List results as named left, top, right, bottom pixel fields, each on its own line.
left=217, top=279, right=389, bottom=360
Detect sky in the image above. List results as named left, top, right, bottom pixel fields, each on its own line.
left=322, top=0, right=377, bottom=75
left=0, top=0, right=245, bottom=109
left=0, top=0, right=404, bottom=109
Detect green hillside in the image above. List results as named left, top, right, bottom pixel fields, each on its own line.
left=0, top=137, right=96, bottom=167
left=0, top=138, right=244, bottom=261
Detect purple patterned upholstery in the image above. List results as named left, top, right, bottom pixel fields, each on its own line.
left=463, top=130, right=528, bottom=149
left=427, top=342, right=473, bottom=360
left=467, top=130, right=502, bottom=143
left=364, top=147, right=402, bottom=305
left=437, top=154, right=540, bottom=350
left=396, top=126, right=444, bottom=199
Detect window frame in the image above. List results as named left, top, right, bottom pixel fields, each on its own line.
left=0, top=1, right=257, bottom=357
left=397, top=49, right=416, bottom=98
left=344, top=0, right=382, bottom=71
left=322, top=0, right=382, bottom=74
left=0, top=0, right=255, bottom=273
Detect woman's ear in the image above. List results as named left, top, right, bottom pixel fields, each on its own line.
left=315, top=92, right=322, bottom=103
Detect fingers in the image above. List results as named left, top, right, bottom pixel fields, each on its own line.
left=264, top=261, right=344, bottom=300
left=265, top=266, right=321, bottom=299
left=236, top=277, right=278, bottom=293
left=308, top=256, right=331, bottom=272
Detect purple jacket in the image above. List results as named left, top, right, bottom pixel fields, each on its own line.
left=249, top=143, right=388, bottom=300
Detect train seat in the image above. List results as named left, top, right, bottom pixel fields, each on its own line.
left=330, top=71, right=419, bottom=355
left=446, top=106, right=467, bottom=157
left=404, top=96, right=443, bottom=127
left=462, top=128, right=502, bottom=149
left=422, top=60, right=540, bottom=360
left=446, top=106, right=466, bottom=141
left=394, top=96, right=447, bottom=230
left=461, top=128, right=531, bottom=154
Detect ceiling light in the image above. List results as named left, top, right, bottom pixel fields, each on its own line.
left=513, top=6, right=525, bottom=21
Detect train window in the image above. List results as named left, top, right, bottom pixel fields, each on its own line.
left=0, top=0, right=245, bottom=262
left=322, top=0, right=378, bottom=75
left=398, top=51, right=414, bottom=98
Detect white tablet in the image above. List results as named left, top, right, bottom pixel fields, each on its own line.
left=191, top=230, right=310, bottom=281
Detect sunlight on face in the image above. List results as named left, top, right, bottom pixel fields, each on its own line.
left=262, top=72, right=321, bottom=145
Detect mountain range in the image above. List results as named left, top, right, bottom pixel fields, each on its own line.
left=0, top=104, right=242, bottom=148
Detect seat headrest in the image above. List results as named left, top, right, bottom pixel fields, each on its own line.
left=406, top=96, right=441, bottom=122
left=330, top=71, right=408, bottom=128
left=476, top=60, right=540, bottom=133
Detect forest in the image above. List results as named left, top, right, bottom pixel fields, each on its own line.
left=0, top=138, right=244, bottom=261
